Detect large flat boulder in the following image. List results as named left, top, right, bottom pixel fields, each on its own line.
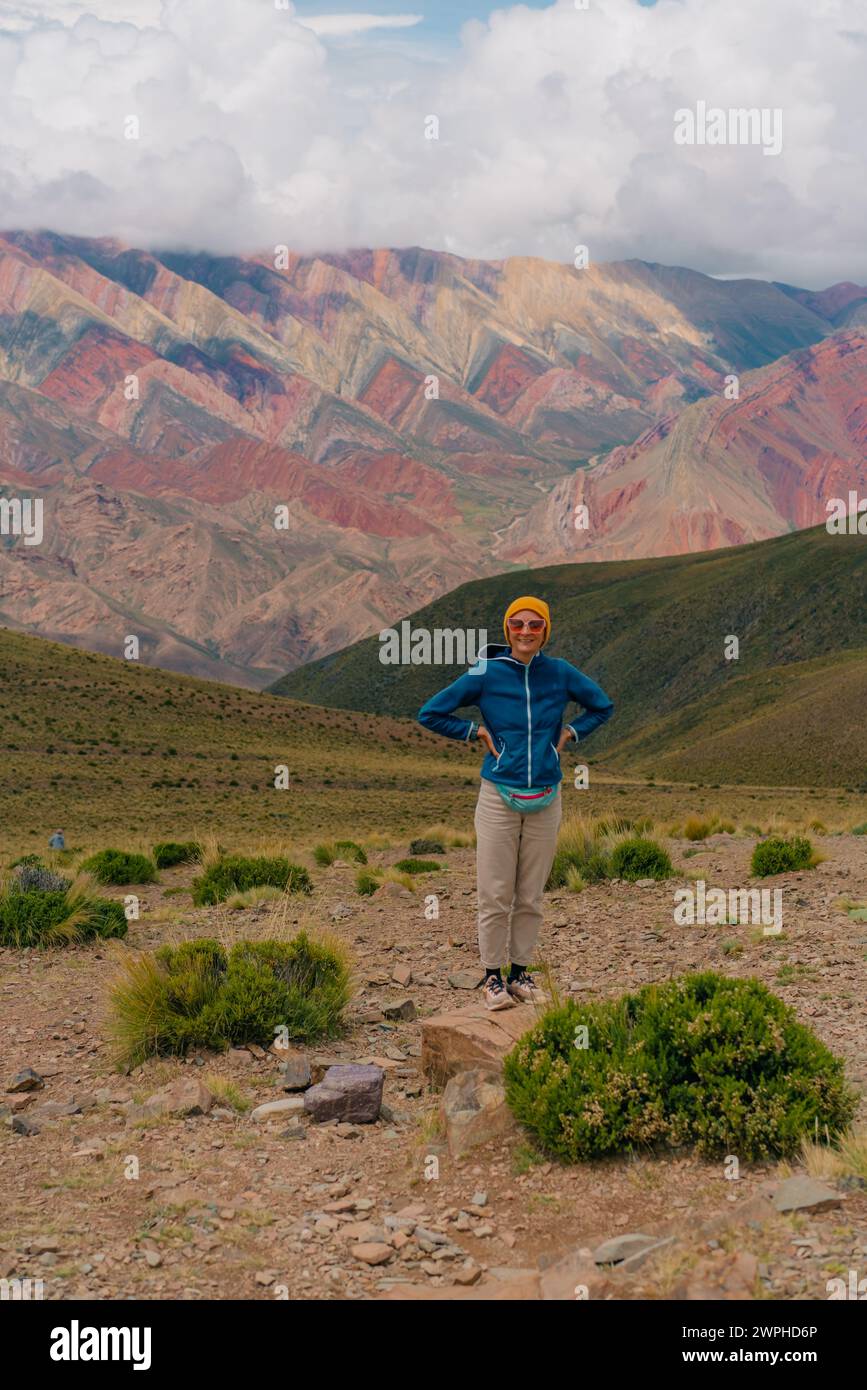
left=421, top=1003, right=535, bottom=1085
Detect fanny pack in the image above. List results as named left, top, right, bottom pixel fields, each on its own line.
left=495, top=784, right=559, bottom=814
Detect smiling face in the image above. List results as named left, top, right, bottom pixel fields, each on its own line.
left=506, top=608, right=547, bottom=662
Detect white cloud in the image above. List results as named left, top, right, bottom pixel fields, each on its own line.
left=0, top=0, right=864, bottom=286
left=301, top=13, right=424, bottom=39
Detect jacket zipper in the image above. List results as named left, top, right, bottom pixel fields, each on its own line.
left=524, top=663, right=532, bottom=787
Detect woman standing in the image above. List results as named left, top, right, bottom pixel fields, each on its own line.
left=418, top=597, right=614, bottom=1010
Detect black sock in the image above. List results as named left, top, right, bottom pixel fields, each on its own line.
left=508, top=963, right=525, bottom=982
left=485, top=967, right=502, bottom=981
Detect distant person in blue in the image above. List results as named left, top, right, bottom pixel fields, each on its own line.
left=48, top=829, right=65, bottom=850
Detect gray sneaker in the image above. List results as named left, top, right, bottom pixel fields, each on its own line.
left=483, top=974, right=515, bottom=1011
left=507, top=969, right=545, bottom=1004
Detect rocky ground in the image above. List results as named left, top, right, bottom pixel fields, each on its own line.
left=2, top=830, right=866, bottom=1302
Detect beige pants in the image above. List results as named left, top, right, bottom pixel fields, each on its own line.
left=474, top=777, right=562, bottom=969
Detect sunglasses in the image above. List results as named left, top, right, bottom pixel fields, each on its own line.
left=507, top=617, right=546, bottom=632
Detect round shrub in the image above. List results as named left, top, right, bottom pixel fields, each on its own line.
left=81, top=849, right=157, bottom=885
left=409, top=838, right=445, bottom=856
left=12, top=865, right=71, bottom=894
left=393, top=858, right=442, bottom=874
left=583, top=852, right=612, bottom=884
left=751, top=836, right=814, bottom=877
left=356, top=869, right=381, bottom=896
left=191, top=855, right=312, bottom=906
left=334, top=840, right=367, bottom=864
left=610, top=836, right=672, bottom=881
left=0, top=886, right=127, bottom=948
left=110, top=931, right=350, bottom=1066
left=152, top=841, right=202, bottom=869
left=503, top=972, right=856, bottom=1163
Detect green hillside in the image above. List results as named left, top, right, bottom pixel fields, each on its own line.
left=0, top=627, right=482, bottom=854
left=269, top=525, right=867, bottom=787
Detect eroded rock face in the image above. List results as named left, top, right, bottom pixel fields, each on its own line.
left=440, top=1067, right=518, bottom=1158
left=303, top=1064, right=384, bottom=1124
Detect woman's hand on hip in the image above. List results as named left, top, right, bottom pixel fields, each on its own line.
left=556, top=727, right=575, bottom=754
left=476, top=725, right=497, bottom=758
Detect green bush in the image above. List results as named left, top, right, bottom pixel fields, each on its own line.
left=152, top=841, right=202, bottom=869
left=393, top=858, right=441, bottom=875
left=110, top=931, right=350, bottom=1066
left=851, top=822, right=867, bottom=836
left=9, top=853, right=43, bottom=869
left=410, top=838, right=445, bottom=856
left=314, top=840, right=368, bottom=866
left=334, top=840, right=367, bottom=864
left=191, top=855, right=312, bottom=906
left=503, top=972, right=857, bottom=1163
left=610, top=837, right=672, bottom=881
left=356, top=869, right=381, bottom=896
left=81, top=849, right=157, bottom=885
left=751, top=836, right=815, bottom=877
left=0, top=886, right=127, bottom=948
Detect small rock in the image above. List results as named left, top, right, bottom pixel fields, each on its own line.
left=392, top=964, right=413, bottom=988
left=11, top=1115, right=40, bottom=1136
left=593, top=1233, right=659, bottom=1266
left=441, top=1069, right=517, bottom=1158
left=472, top=1190, right=488, bottom=1207
left=73, top=1138, right=107, bottom=1160
left=250, top=1097, right=306, bottom=1123
left=280, top=1124, right=307, bottom=1141
left=304, top=1065, right=384, bottom=1125
left=279, top=1050, right=312, bottom=1091
left=772, top=1177, right=843, bottom=1215
left=7, top=1068, right=44, bottom=1093
left=310, top=1055, right=345, bottom=1084
left=382, top=998, right=416, bottom=1022
left=334, top=1122, right=361, bottom=1139
left=143, top=1249, right=162, bottom=1268
left=352, top=1242, right=393, bottom=1265
left=448, top=970, right=483, bottom=991
left=127, top=1078, right=214, bottom=1123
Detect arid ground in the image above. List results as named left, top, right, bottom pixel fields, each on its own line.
left=2, top=814, right=866, bottom=1301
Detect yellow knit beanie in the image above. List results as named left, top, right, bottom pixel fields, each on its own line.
left=503, top=596, right=551, bottom=645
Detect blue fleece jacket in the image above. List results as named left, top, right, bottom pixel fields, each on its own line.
left=417, top=644, right=614, bottom=789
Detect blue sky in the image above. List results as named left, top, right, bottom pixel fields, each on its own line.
left=294, top=1, right=655, bottom=44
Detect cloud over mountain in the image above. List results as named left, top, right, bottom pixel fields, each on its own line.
left=1, top=0, right=865, bottom=284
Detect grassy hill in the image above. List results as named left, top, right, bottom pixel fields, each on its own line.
left=0, top=626, right=485, bottom=855
left=269, top=525, right=867, bottom=788
left=2, top=613, right=864, bottom=859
